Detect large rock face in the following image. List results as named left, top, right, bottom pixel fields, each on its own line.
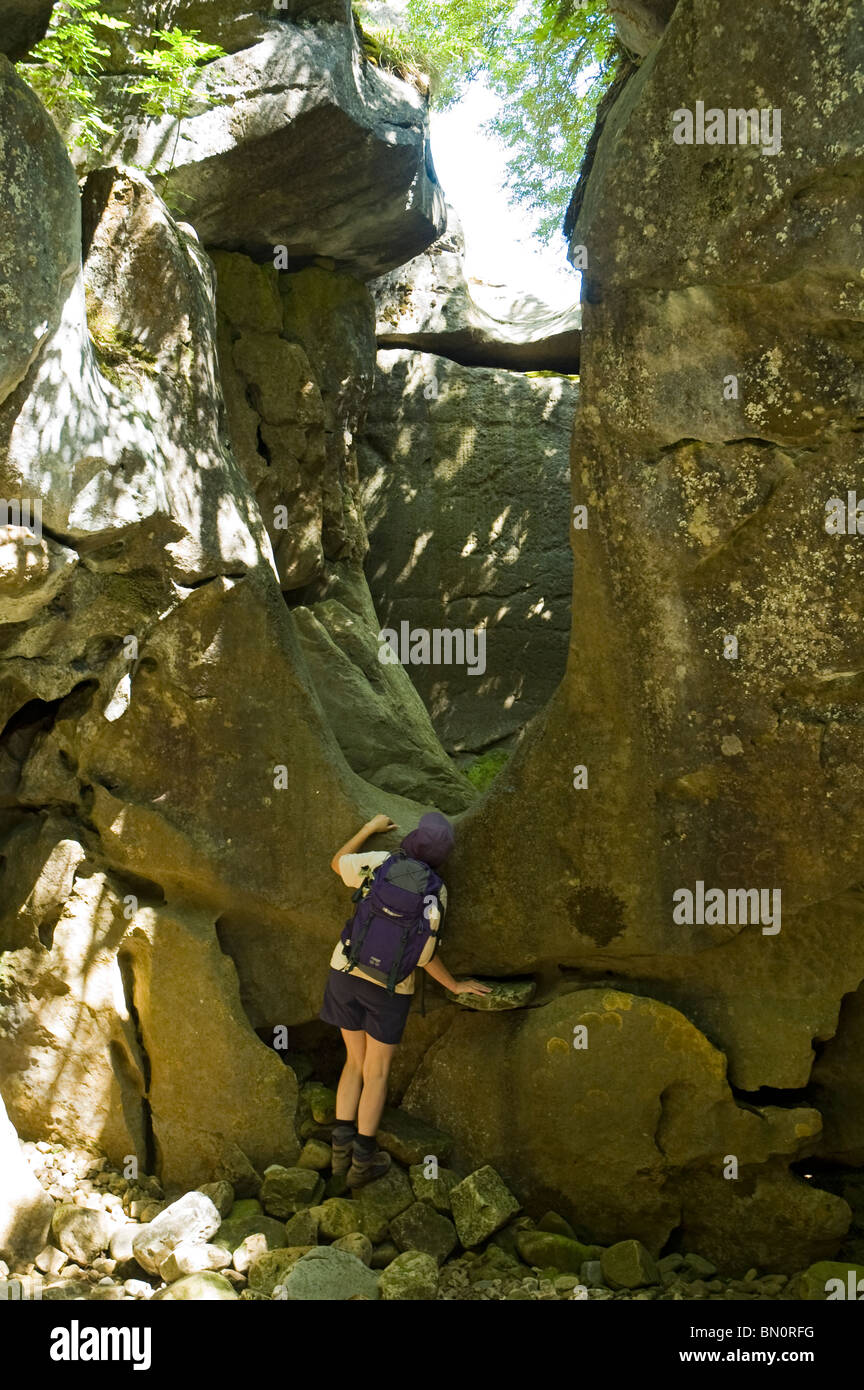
left=445, top=0, right=864, bottom=1079
left=0, top=54, right=439, bottom=1181
left=359, top=350, right=575, bottom=755
left=0, top=840, right=148, bottom=1162
left=403, top=990, right=847, bottom=1273
left=122, top=901, right=299, bottom=1189
left=210, top=250, right=474, bottom=812
left=3, top=0, right=863, bottom=1277
left=398, top=0, right=864, bottom=1262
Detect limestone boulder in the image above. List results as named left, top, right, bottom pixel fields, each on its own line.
left=0, top=851, right=149, bottom=1166
left=66, top=15, right=445, bottom=278
left=132, top=1191, right=222, bottom=1275
left=0, top=1092, right=54, bottom=1266
left=444, top=978, right=535, bottom=1012
left=516, top=1229, right=597, bottom=1273
left=449, top=1166, right=520, bottom=1249
left=151, top=1270, right=238, bottom=1300
left=379, top=1248, right=437, bottom=1300
left=120, top=902, right=299, bottom=1190
left=372, top=210, right=581, bottom=372
left=358, top=350, right=574, bottom=755
left=352, top=1165, right=413, bottom=1243
left=312, top=1198, right=360, bottom=1241
left=389, top=1201, right=457, bottom=1264
left=408, top=1163, right=459, bottom=1215
left=402, top=990, right=849, bottom=1273
left=283, top=1209, right=320, bottom=1246
left=158, top=1242, right=233, bottom=1282
left=601, top=1239, right=659, bottom=1289
left=260, top=1166, right=323, bottom=1218
left=52, top=1204, right=114, bottom=1266
left=277, top=1245, right=380, bottom=1300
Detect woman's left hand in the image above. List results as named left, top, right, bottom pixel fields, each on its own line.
left=453, top=979, right=493, bottom=995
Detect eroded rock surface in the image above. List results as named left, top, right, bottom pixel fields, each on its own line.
left=359, top=350, right=575, bottom=755
left=446, top=0, right=864, bottom=1118
left=372, top=210, right=581, bottom=371
left=66, top=6, right=445, bottom=278
left=0, top=1092, right=54, bottom=1265
left=2, top=0, right=862, bottom=1278
left=403, top=990, right=848, bottom=1274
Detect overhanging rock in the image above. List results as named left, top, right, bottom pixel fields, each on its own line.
left=372, top=209, right=581, bottom=372
left=64, top=14, right=446, bottom=279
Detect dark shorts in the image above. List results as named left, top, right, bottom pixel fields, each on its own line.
left=319, top=968, right=412, bottom=1045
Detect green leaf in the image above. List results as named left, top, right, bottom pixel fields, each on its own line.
left=388, top=0, right=618, bottom=241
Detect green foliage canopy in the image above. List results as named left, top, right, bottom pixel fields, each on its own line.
left=357, top=1, right=621, bottom=242
left=17, top=1, right=226, bottom=153
left=21, top=0, right=130, bottom=148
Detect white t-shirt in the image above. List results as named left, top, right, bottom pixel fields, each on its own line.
left=330, top=851, right=447, bottom=995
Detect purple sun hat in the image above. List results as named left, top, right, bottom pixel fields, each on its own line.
left=400, top=812, right=455, bottom=868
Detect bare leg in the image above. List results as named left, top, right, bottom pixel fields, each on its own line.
left=357, top=1035, right=396, bottom=1137
left=336, top=1029, right=366, bottom=1123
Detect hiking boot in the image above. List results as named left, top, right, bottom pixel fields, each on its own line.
left=346, top=1147, right=391, bottom=1190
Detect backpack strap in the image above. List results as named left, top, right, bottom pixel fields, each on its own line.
left=349, top=860, right=378, bottom=904
left=385, top=923, right=412, bottom=994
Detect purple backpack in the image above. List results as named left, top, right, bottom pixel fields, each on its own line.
left=340, top=851, right=443, bottom=993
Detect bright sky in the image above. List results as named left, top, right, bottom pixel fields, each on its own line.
left=428, top=81, right=581, bottom=310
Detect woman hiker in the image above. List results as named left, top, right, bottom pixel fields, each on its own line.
left=319, top=811, right=491, bottom=1190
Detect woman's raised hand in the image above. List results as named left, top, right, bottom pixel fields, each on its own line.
left=366, top=814, right=397, bottom=834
